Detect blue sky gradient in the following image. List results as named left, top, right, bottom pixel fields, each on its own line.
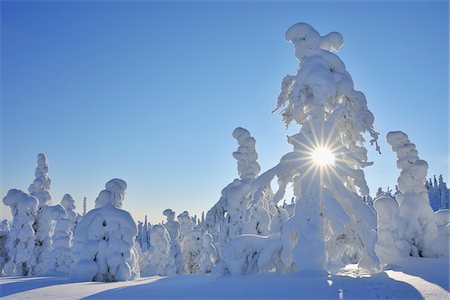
left=1, top=1, right=448, bottom=223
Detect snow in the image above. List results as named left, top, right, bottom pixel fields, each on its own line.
left=1, top=257, right=448, bottom=299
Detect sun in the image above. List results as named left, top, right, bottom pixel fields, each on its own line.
left=311, top=146, right=336, bottom=167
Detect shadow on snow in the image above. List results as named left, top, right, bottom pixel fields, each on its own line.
left=84, top=272, right=423, bottom=299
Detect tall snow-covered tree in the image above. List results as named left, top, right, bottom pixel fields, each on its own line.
left=2, top=189, right=39, bottom=276
left=245, top=23, right=380, bottom=275
left=162, top=209, right=183, bottom=274
left=386, top=131, right=437, bottom=257
left=27, top=153, right=64, bottom=275
left=70, top=179, right=140, bottom=282
left=204, top=127, right=268, bottom=258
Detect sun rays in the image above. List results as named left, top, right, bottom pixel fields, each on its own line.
left=311, top=147, right=336, bottom=167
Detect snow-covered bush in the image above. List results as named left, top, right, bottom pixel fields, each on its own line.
left=162, top=209, right=183, bottom=274
left=387, top=131, right=438, bottom=257
left=373, top=196, right=408, bottom=263
left=2, top=189, right=39, bottom=276
left=221, top=234, right=283, bottom=275
left=180, top=230, right=217, bottom=274
left=142, top=224, right=176, bottom=276
left=244, top=22, right=381, bottom=275
left=70, top=179, right=140, bottom=282
left=433, top=209, right=450, bottom=257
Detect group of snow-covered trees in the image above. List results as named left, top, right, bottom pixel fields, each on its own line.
left=1, top=23, right=449, bottom=282
left=374, top=174, right=449, bottom=212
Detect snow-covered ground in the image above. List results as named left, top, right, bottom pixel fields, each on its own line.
left=1, top=257, right=448, bottom=299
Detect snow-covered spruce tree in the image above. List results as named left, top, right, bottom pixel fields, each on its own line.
left=177, top=211, right=195, bottom=241
left=373, top=195, right=408, bottom=263
left=204, top=127, right=269, bottom=258
left=2, top=189, right=39, bottom=276
left=162, top=209, right=183, bottom=274
left=386, top=131, right=438, bottom=257
left=427, top=175, right=450, bottom=211
left=0, top=220, right=11, bottom=275
left=61, top=194, right=80, bottom=233
left=243, top=23, right=380, bottom=275
left=180, top=230, right=218, bottom=274
left=47, top=204, right=71, bottom=274
left=70, top=179, right=140, bottom=282
left=28, top=153, right=57, bottom=274
left=48, top=194, right=80, bottom=274
left=28, top=153, right=52, bottom=207
left=142, top=224, right=176, bottom=276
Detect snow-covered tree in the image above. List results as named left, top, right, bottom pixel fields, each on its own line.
left=162, top=209, right=183, bottom=274
left=180, top=230, right=218, bottom=274
left=28, top=153, right=56, bottom=274
left=48, top=194, right=79, bottom=274
left=28, top=153, right=52, bottom=208
left=95, top=179, right=127, bottom=208
left=70, top=179, right=140, bottom=282
left=177, top=211, right=195, bottom=241
left=2, top=189, right=39, bottom=276
left=0, top=219, right=11, bottom=275
left=386, top=131, right=437, bottom=257
left=427, top=175, right=449, bottom=211
left=204, top=127, right=266, bottom=258
left=48, top=205, right=72, bottom=274
left=244, top=23, right=380, bottom=275
left=373, top=196, right=408, bottom=263
left=142, top=224, right=176, bottom=276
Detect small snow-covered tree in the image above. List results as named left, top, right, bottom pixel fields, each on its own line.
left=438, top=175, right=449, bottom=209
left=180, top=230, right=218, bottom=274
left=386, top=131, right=437, bottom=257
left=49, top=194, right=79, bottom=275
left=162, top=209, right=183, bottom=274
left=142, top=224, right=176, bottom=276
left=177, top=211, right=195, bottom=241
left=48, top=205, right=71, bottom=274
left=0, top=219, right=11, bottom=275
left=70, top=179, right=140, bottom=282
left=61, top=194, right=80, bottom=233
left=373, top=196, right=408, bottom=263
left=2, top=189, right=39, bottom=276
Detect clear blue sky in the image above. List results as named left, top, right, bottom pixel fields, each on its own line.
left=1, top=1, right=448, bottom=223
